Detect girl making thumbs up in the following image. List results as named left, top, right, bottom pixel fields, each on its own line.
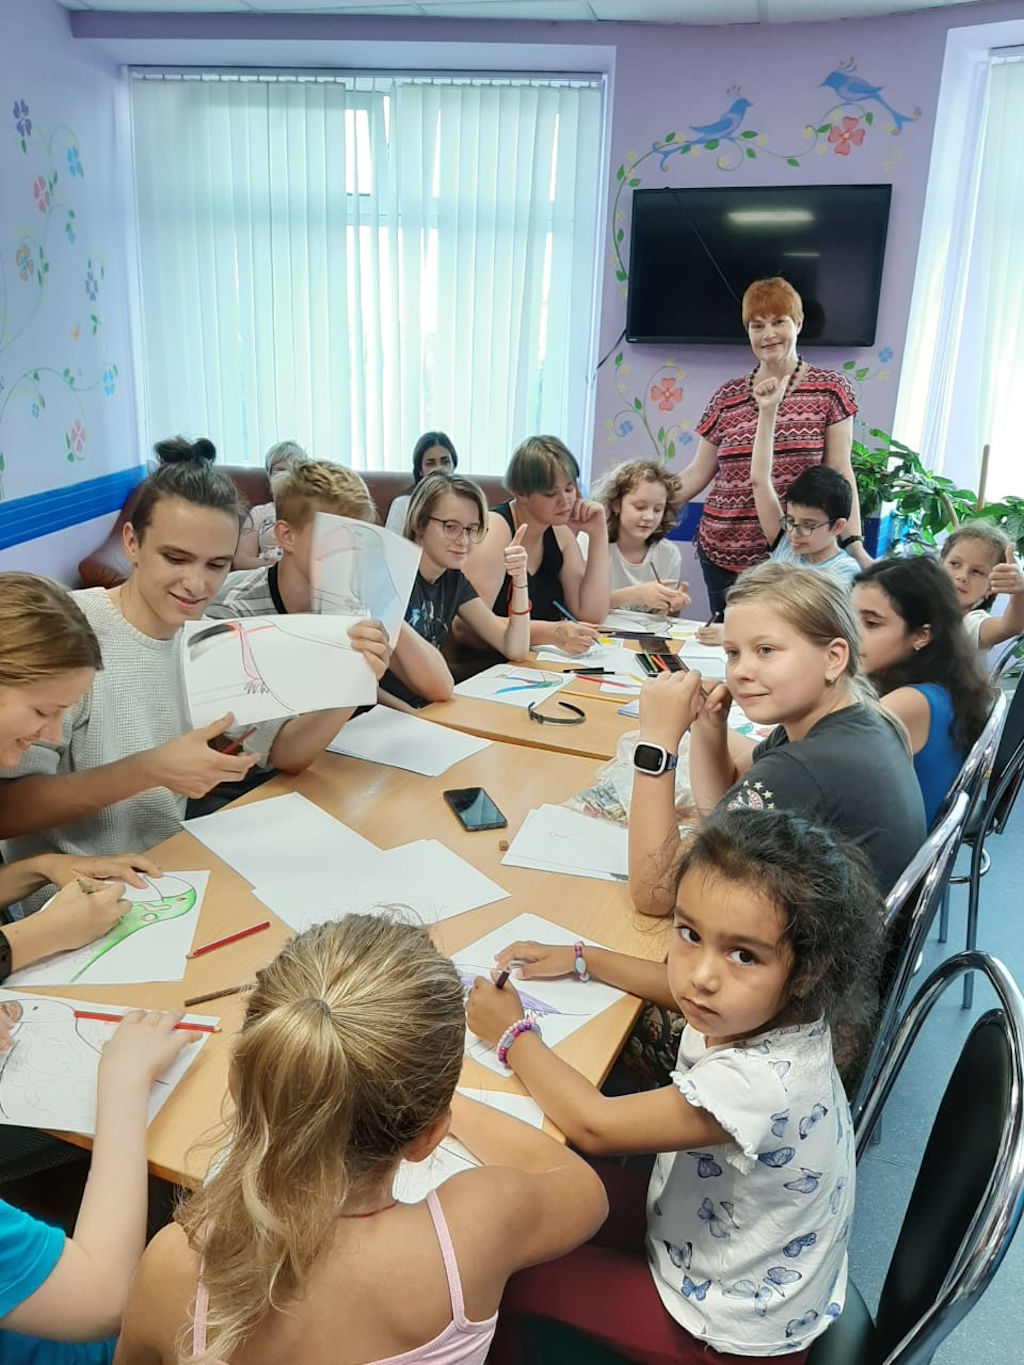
left=939, top=522, right=1024, bottom=650
left=401, top=473, right=533, bottom=671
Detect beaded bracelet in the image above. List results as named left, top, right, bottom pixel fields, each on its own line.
left=573, top=940, right=590, bottom=983
left=496, top=1016, right=541, bottom=1065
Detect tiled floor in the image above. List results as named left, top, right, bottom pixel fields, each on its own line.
left=849, top=762, right=1024, bottom=1359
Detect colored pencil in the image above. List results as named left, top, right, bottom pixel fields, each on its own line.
left=219, top=726, right=257, bottom=756
left=183, top=983, right=251, bottom=1008
left=73, top=1009, right=219, bottom=1034
left=187, top=920, right=271, bottom=959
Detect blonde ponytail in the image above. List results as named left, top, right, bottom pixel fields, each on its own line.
left=177, top=915, right=465, bottom=1364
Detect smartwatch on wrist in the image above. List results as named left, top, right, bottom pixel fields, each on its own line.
left=632, top=742, right=679, bottom=777
left=0, top=929, right=12, bottom=985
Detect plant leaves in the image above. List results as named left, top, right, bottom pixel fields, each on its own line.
left=865, top=112, right=874, bottom=125
left=616, top=165, right=625, bottom=181
left=816, top=124, right=832, bottom=134
left=855, top=367, right=868, bottom=381
left=843, top=360, right=856, bottom=369
left=704, top=139, right=719, bottom=151
left=614, top=352, right=623, bottom=367
left=746, top=148, right=756, bottom=159
left=628, top=178, right=641, bottom=187
left=615, top=269, right=626, bottom=282
left=741, top=129, right=758, bottom=139
left=633, top=397, right=643, bottom=411
left=665, top=131, right=676, bottom=143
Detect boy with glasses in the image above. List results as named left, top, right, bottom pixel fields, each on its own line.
left=751, top=374, right=865, bottom=586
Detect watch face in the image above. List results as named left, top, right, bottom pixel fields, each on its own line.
left=634, top=742, right=669, bottom=774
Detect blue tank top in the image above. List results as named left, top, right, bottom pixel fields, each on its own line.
left=910, top=682, right=964, bottom=827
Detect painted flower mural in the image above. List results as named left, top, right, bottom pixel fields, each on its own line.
left=650, top=377, right=683, bottom=412
left=828, top=116, right=865, bottom=155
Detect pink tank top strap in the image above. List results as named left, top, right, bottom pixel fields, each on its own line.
left=425, top=1188, right=467, bottom=1326
left=192, top=1275, right=209, bottom=1357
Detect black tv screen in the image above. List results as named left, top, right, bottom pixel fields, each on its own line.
left=625, top=183, right=891, bottom=347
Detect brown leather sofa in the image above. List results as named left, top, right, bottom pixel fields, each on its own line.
left=77, top=467, right=510, bottom=588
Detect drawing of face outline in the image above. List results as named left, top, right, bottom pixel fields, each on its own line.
left=122, top=496, right=239, bottom=638
left=0, top=668, right=95, bottom=765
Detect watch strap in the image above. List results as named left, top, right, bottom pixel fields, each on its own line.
left=0, top=929, right=12, bottom=985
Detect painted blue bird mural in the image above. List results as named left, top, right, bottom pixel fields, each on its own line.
left=821, top=65, right=920, bottom=133
left=688, top=96, right=753, bottom=143
left=656, top=95, right=753, bottom=168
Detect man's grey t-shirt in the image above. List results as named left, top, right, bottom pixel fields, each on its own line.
left=720, top=703, right=926, bottom=893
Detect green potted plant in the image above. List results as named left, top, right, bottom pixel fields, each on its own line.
left=851, top=428, right=1024, bottom=556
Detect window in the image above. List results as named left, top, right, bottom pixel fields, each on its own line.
left=129, top=71, right=605, bottom=476
left=894, top=46, right=1024, bottom=502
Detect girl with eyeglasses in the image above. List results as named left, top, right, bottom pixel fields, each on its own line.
left=394, top=475, right=530, bottom=697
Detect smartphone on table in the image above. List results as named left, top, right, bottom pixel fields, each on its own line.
left=443, top=787, right=508, bottom=832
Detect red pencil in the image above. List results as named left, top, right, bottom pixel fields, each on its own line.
left=187, top=920, right=271, bottom=959
left=219, top=726, right=257, bottom=756
left=73, top=1010, right=219, bottom=1034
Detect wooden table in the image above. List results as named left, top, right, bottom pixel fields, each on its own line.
left=421, top=687, right=634, bottom=761
left=40, top=740, right=669, bottom=1185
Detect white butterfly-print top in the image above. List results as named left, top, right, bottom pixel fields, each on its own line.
left=645, top=1019, right=854, bottom=1356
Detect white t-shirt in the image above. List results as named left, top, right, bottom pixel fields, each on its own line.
left=963, top=608, right=986, bottom=648
left=645, top=1019, right=853, bottom=1356
left=385, top=493, right=412, bottom=536
left=581, top=537, right=682, bottom=607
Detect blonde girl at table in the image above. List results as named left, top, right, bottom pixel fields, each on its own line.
left=0, top=573, right=169, bottom=970
left=628, top=564, right=926, bottom=919
left=113, top=915, right=607, bottom=1365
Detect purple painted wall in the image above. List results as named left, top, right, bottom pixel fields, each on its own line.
left=0, top=0, right=140, bottom=580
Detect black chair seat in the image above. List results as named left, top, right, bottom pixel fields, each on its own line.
left=806, top=1281, right=876, bottom=1363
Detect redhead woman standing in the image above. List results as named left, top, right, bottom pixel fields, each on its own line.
left=674, top=277, right=870, bottom=617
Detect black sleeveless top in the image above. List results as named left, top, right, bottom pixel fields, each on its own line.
left=490, top=501, right=565, bottom=622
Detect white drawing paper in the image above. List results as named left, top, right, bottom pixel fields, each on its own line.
left=182, top=615, right=376, bottom=727
left=679, top=638, right=727, bottom=680
left=451, top=913, right=625, bottom=1076
left=453, top=665, right=569, bottom=710
left=253, top=838, right=508, bottom=934
left=0, top=991, right=210, bottom=1135
left=6, top=873, right=210, bottom=988
left=184, top=793, right=378, bottom=889
left=534, top=642, right=646, bottom=680
left=457, top=1087, right=545, bottom=1130
left=392, top=1136, right=480, bottom=1204
left=327, top=707, right=491, bottom=776
left=310, top=511, right=423, bottom=645
left=500, top=805, right=629, bottom=883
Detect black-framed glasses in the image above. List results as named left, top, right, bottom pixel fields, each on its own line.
left=783, top=515, right=831, bottom=536
left=427, top=516, right=485, bottom=544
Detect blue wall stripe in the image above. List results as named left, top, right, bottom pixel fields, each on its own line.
left=0, top=466, right=145, bottom=553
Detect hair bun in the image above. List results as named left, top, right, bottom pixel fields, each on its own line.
left=153, top=435, right=217, bottom=466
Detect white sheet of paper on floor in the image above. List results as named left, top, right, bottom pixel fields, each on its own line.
left=182, top=614, right=376, bottom=727
left=6, top=873, right=210, bottom=989
left=327, top=707, right=491, bottom=776
left=0, top=990, right=211, bottom=1135
left=392, top=1136, right=480, bottom=1203
left=457, top=1087, right=545, bottom=1129
left=310, top=511, right=423, bottom=645
left=450, top=912, right=626, bottom=1077
left=252, top=838, right=508, bottom=933
left=500, top=805, right=629, bottom=883
left=453, top=665, right=569, bottom=710
left=184, top=792, right=378, bottom=888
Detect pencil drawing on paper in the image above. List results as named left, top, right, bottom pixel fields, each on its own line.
left=69, top=873, right=198, bottom=982
left=0, top=996, right=110, bottom=1126
left=186, top=618, right=358, bottom=717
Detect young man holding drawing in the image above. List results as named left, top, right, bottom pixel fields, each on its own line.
left=208, top=460, right=454, bottom=705
left=0, top=456, right=390, bottom=905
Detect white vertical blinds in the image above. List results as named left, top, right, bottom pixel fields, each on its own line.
left=129, top=71, right=604, bottom=475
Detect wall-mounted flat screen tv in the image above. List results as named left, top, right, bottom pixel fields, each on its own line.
left=625, top=183, right=891, bottom=347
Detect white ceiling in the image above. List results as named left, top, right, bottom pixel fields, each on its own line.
left=55, top=0, right=992, bottom=28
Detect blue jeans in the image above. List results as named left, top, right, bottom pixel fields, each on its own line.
left=696, top=544, right=738, bottom=620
